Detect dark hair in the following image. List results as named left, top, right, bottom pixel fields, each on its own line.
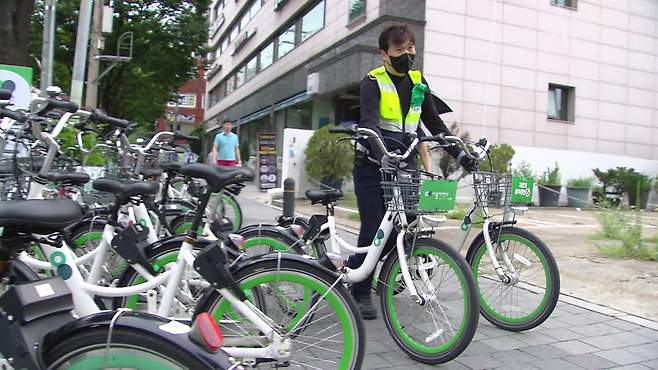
left=222, top=119, right=233, bottom=124
left=378, top=23, right=415, bottom=51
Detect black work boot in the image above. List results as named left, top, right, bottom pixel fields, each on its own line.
left=354, top=294, right=377, bottom=320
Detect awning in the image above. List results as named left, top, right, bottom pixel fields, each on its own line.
left=239, top=106, right=272, bottom=125
left=273, top=91, right=309, bottom=112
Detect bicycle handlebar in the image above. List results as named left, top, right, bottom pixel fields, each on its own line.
left=90, top=109, right=131, bottom=129
left=0, top=108, right=28, bottom=123
left=46, top=97, right=79, bottom=113
left=329, top=124, right=417, bottom=161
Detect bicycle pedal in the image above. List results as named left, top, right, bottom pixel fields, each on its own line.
left=271, top=361, right=290, bottom=368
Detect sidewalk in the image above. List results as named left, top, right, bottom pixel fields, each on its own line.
left=238, top=190, right=658, bottom=369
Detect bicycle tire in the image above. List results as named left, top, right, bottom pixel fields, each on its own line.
left=239, top=226, right=306, bottom=255
left=194, top=257, right=365, bottom=369
left=379, top=237, right=479, bottom=364
left=42, top=327, right=215, bottom=370
left=466, top=227, right=560, bottom=331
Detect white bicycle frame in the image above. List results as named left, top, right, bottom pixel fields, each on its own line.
left=17, top=228, right=291, bottom=360
left=320, top=186, right=431, bottom=303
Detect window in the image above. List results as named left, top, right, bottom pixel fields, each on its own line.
left=551, top=0, right=576, bottom=8
left=259, top=42, right=274, bottom=70
left=547, top=84, right=575, bottom=122
left=249, top=0, right=261, bottom=18
left=236, top=66, right=246, bottom=87
left=348, top=0, right=366, bottom=22
left=226, top=76, right=235, bottom=95
left=230, top=25, right=239, bottom=42
left=221, top=38, right=229, bottom=53
left=302, top=1, right=324, bottom=42
left=240, top=13, right=249, bottom=30
left=277, top=24, right=296, bottom=58
left=246, top=57, right=257, bottom=81
left=168, top=94, right=197, bottom=108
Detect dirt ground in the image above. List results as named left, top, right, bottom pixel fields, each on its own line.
left=291, top=199, right=658, bottom=322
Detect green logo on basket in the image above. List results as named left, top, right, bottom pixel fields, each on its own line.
left=511, top=177, right=534, bottom=203
left=138, top=218, right=149, bottom=227
left=373, top=229, right=385, bottom=247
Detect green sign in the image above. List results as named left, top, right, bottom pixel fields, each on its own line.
left=511, top=176, right=534, bottom=203
left=0, top=64, right=33, bottom=108
left=418, top=179, right=457, bottom=212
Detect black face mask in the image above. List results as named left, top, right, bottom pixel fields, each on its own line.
left=388, top=53, right=415, bottom=74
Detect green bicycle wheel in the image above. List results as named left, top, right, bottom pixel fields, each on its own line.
left=43, top=327, right=214, bottom=370
left=379, top=238, right=479, bottom=364
left=196, top=258, right=365, bottom=369
left=466, top=227, right=560, bottom=331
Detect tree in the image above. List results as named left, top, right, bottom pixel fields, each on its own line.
left=0, top=0, right=36, bottom=66
left=29, top=0, right=209, bottom=126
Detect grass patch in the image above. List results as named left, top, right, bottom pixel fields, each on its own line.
left=340, top=191, right=358, bottom=210
left=348, top=212, right=360, bottom=221
left=592, top=208, right=658, bottom=261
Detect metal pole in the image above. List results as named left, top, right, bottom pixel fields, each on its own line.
left=85, top=0, right=103, bottom=108
left=40, top=0, right=57, bottom=95
left=70, top=0, right=94, bottom=105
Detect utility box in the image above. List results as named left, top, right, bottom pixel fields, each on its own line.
left=102, top=6, right=114, bottom=34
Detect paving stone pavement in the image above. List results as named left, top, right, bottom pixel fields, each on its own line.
left=241, top=194, right=658, bottom=370
left=359, top=303, right=658, bottom=369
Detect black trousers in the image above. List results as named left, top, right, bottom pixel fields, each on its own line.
left=346, top=162, right=398, bottom=297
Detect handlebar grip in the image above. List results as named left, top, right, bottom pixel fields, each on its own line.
left=46, top=98, right=79, bottom=113
left=174, top=132, right=198, bottom=141
left=91, top=109, right=131, bottom=129
left=419, top=134, right=446, bottom=143
left=328, top=124, right=357, bottom=134
left=0, top=108, right=28, bottom=123
left=0, top=89, right=12, bottom=101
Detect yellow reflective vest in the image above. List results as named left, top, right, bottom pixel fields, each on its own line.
left=368, top=66, right=424, bottom=133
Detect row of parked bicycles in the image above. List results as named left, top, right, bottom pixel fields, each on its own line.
left=0, top=86, right=560, bottom=369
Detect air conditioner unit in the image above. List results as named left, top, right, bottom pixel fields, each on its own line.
left=307, top=72, right=319, bottom=96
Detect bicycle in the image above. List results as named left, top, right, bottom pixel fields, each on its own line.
left=300, top=125, right=480, bottom=364
left=435, top=135, right=560, bottom=331
left=1, top=92, right=365, bottom=368
left=0, top=197, right=234, bottom=370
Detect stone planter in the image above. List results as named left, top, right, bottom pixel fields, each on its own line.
left=538, top=185, right=561, bottom=207
left=567, top=187, right=590, bottom=208
left=627, top=189, right=650, bottom=209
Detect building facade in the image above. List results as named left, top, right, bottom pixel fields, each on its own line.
left=157, top=62, right=206, bottom=136
left=204, top=0, right=658, bottom=178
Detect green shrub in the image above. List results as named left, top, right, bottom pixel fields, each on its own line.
left=446, top=206, right=467, bottom=220
left=512, top=160, right=533, bottom=178
left=304, top=125, right=354, bottom=184
left=539, top=162, right=561, bottom=186
left=593, top=208, right=658, bottom=261
left=480, top=144, right=515, bottom=174
left=567, top=177, right=594, bottom=188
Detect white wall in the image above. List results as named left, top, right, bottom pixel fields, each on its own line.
left=424, top=0, right=658, bottom=167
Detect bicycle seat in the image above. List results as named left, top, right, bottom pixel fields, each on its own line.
left=92, top=178, right=159, bottom=201
left=0, top=199, right=84, bottom=233
left=47, top=172, right=90, bottom=186
left=178, top=163, right=254, bottom=191
left=160, top=162, right=182, bottom=173
left=305, top=189, right=344, bottom=204
left=0, top=157, right=46, bottom=175
left=140, top=168, right=163, bottom=178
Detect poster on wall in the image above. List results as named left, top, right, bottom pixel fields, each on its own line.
left=257, top=132, right=277, bottom=190
left=0, top=64, right=33, bottom=108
